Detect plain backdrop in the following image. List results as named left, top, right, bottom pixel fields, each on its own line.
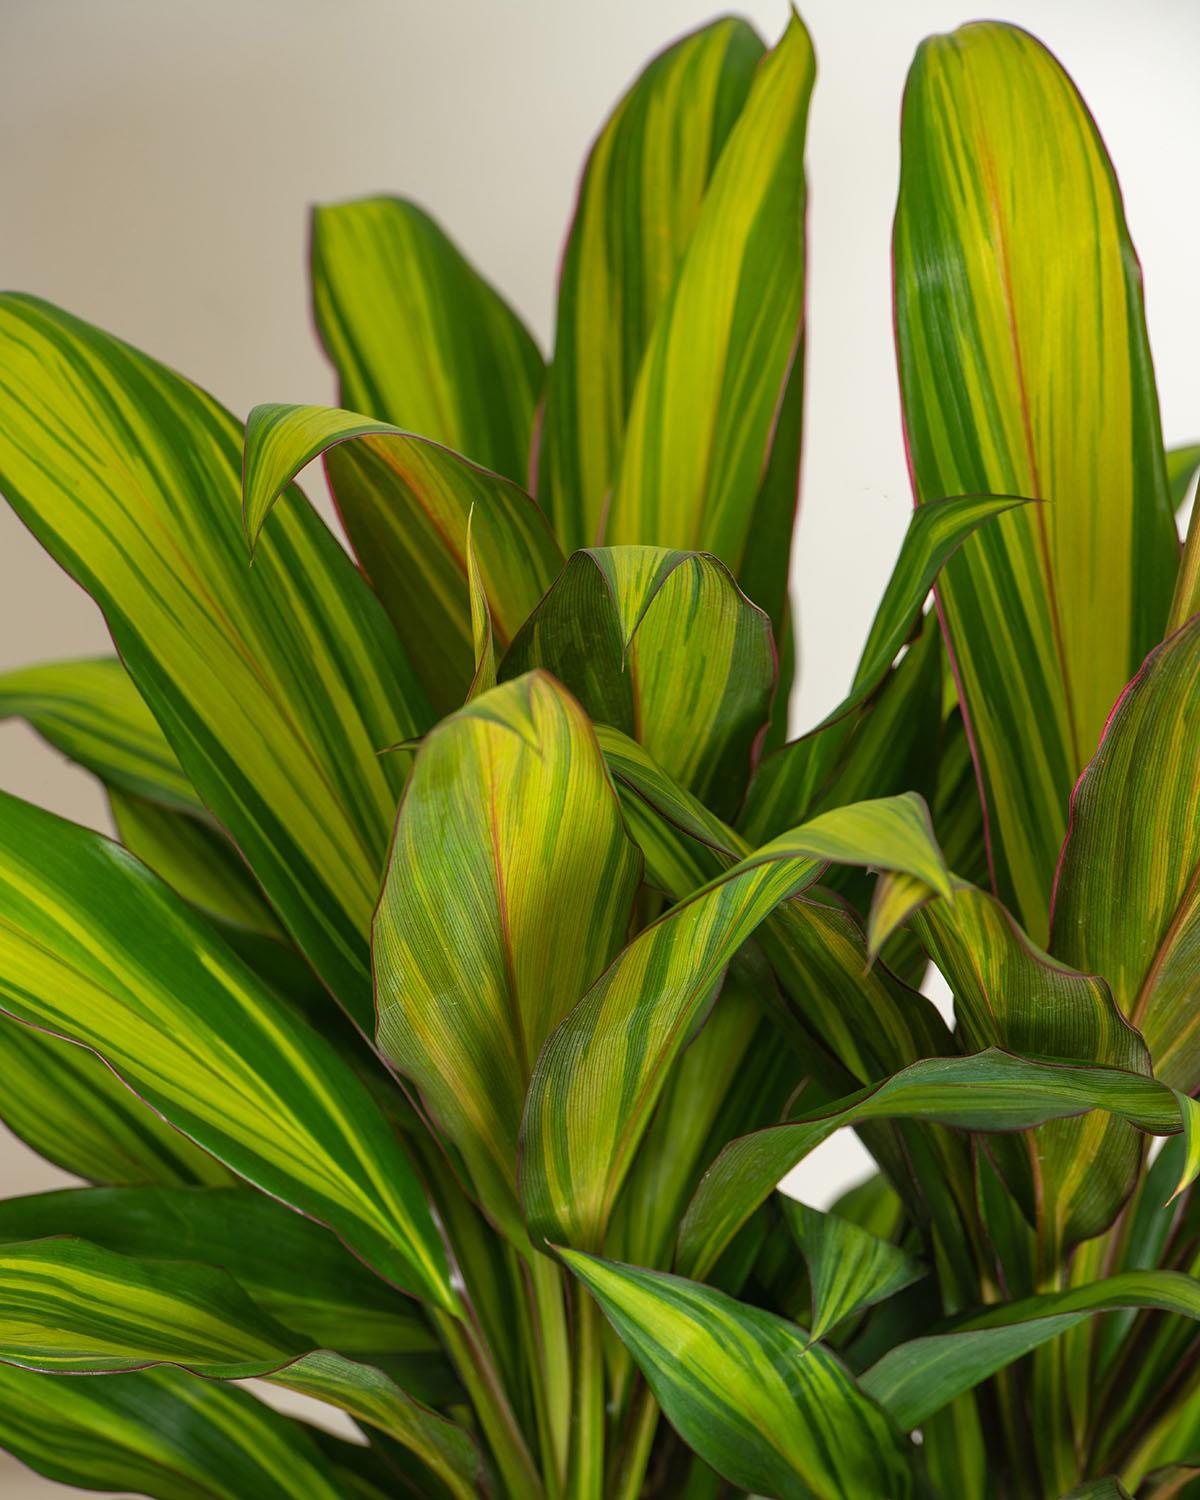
left=1, top=2, right=1198, bottom=1491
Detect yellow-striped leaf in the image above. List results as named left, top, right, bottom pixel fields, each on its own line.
left=0, top=787, right=456, bottom=1312
left=539, top=17, right=763, bottom=550
left=0, top=1363, right=347, bottom=1500
left=312, top=195, right=543, bottom=485
left=501, top=546, right=774, bottom=816
left=374, top=673, right=642, bottom=1241
left=243, top=402, right=563, bottom=715
left=0, top=296, right=432, bottom=1027
left=676, top=1049, right=1200, bottom=1283
left=560, top=1251, right=916, bottom=1500
left=520, top=792, right=951, bottom=1251
left=1051, top=615, right=1200, bottom=1091
left=0, top=1237, right=480, bottom=1498
left=894, top=23, right=1179, bottom=941
left=605, top=16, right=814, bottom=621
left=465, top=510, right=497, bottom=698
left=1169, top=495, right=1200, bottom=631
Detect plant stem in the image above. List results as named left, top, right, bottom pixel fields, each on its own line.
left=435, top=1307, right=544, bottom=1500
left=608, top=1382, right=659, bottom=1500
left=567, top=1287, right=605, bottom=1500
left=523, top=1251, right=572, bottom=1497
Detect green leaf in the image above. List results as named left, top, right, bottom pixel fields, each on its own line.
left=1167, top=442, right=1200, bottom=511
left=860, top=1270, right=1200, bottom=1432
left=741, top=493, right=1026, bottom=841
left=777, top=1195, right=926, bottom=1341
left=894, top=23, right=1178, bottom=941
left=520, top=791, right=951, bottom=1251
left=465, top=509, right=497, bottom=698
left=0, top=787, right=456, bottom=1312
left=311, top=195, right=543, bottom=485
left=0, top=1019, right=234, bottom=1189
left=539, top=17, right=763, bottom=550
left=374, top=672, right=642, bottom=1241
left=560, top=1250, right=916, bottom=1500
left=501, top=545, right=774, bottom=816
left=0, top=1363, right=347, bottom=1500
left=605, top=16, right=814, bottom=614
left=0, top=1237, right=480, bottom=1498
left=676, top=1049, right=1200, bottom=1283
left=0, top=295, right=432, bottom=1027
left=1168, top=488, right=1200, bottom=632
left=1051, top=616, right=1200, bottom=1091
left=0, top=1187, right=441, bottom=1374
left=242, top=402, right=562, bottom=715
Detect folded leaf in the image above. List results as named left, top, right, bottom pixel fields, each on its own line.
left=243, top=402, right=562, bottom=714
left=606, top=16, right=814, bottom=612
left=777, top=1195, right=925, bottom=1341
left=540, top=17, right=763, bottom=549
left=676, top=1049, right=1200, bottom=1282
left=0, top=1363, right=346, bottom=1500
left=0, top=296, right=431, bottom=1026
left=895, top=23, right=1178, bottom=941
left=561, top=1250, right=916, bottom=1500
left=311, top=194, right=543, bottom=485
left=521, top=791, right=951, bottom=1251
left=1051, top=616, right=1200, bottom=1091
left=375, top=673, right=641, bottom=1240
left=501, top=546, right=774, bottom=816
left=0, top=788, right=455, bottom=1312
left=861, top=1270, right=1200, bottom=1431
left=0, top=1237, right=479, bottom=1498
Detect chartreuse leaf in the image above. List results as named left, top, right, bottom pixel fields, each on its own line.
left=1170, top=494, right=1200, bottom=630
left=777, top=1196, right=926, bottom=1341
left=860, top=1270, right=1200, bottom=1432
left=559, top=1251, right=916, bottom=1500
left=606, top=17, right=814, bottom=605
left=0, top=1020, right=234, bottom=1189
left=1167, top=443, right=1200, bottom=511
left=741, top=493, right=1027, bottom=840
left=676, top=1049, right=1200, bottom=1283
left=520, top=791, right=951, bottom=1251
left=895, top=23, right=1178, bottom=941
left=0, top=296, right=432, bottom=1028
left=242, top=403, right=562, bottom=714
left=1052, top=616, right=1200, bottom=1091
left=311, top=194, right=543, bottom=485
left=374, top=673, right=642, bottom=1241
left=540, top=17, right=763, bottom=549
left=0, top=1238, right=480, bottom=1498
left=0, top=1363, right=346, bottom=1500
left=501, top=546, right=774, bottom=817
left=0, top=1187, right=441, bottom=1374
left=0, top=788, right=456, bottom=1313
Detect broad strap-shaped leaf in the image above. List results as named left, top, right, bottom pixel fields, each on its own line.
left=894, top=22, right=1178, bottom=940
left=501, top=546, right=774, bottom=816
left=1168, top=442, right=1200, bottom=511
left=0, top=296, right=431, bottom=1026
left=0, top=1237, right=480, bottom=1499
left=374, top=673, right=642, bottom=1240
left=0, top=1020, right=234, bottom=1189
left=676, top=1049, right=1200, bottom=1282
left=311, top=194, right=543, bottom=485
left=605, top=17, right=814, bottom=606
left=741, top=494, right=1026, bottom=841
left=0, top=1187, right=442, bottom=1374
left=1051, top=616, right=1200, bottom=1091
left=465, top=510, right=497, bottom=698
left=243, top=402, right=563, bottom=714
left=561, top=1251, right=916, bottom=1500
left=1169, top=494, right=1200, bottom=632
left=540, top=17, right=763, bottom=549
left=0, top=787, right=456, bottom=1312
left=860, top=1270, right=1200, bottom=1432
left=0, top=1363, right=347, bottom=1500
left=777, top=1195, right=926, bottom=1341
left=520, top=791, right=951, bottom=1251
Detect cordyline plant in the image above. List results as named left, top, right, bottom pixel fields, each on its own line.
left=0, top=13, right=1197, bottom=1500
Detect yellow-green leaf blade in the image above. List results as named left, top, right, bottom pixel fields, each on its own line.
left=312, top=195, right=543, bottom=485
left=894, top=22, right=1178, bottom=939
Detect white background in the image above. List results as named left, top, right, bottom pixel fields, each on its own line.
left=1, top=2, right=1198, bottom=1491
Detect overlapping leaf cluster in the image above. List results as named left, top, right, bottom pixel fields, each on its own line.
left=0, top=14, right=1197, bottom=1500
